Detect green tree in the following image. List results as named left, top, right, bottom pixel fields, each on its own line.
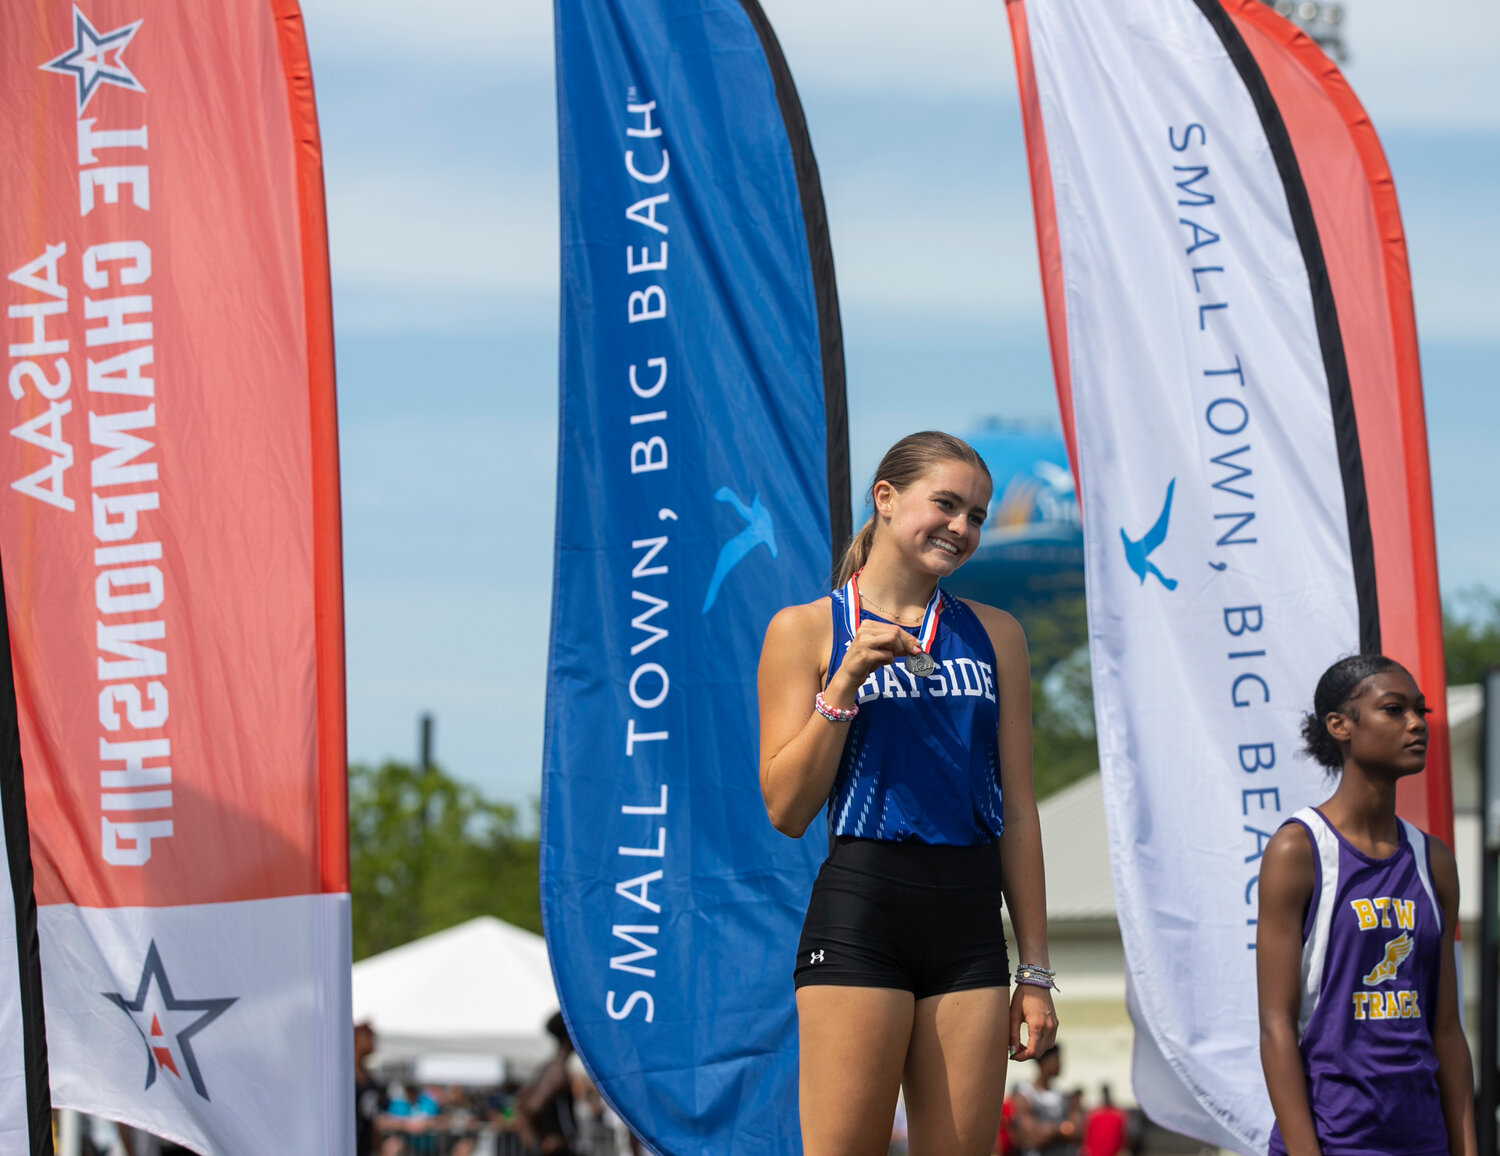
left=1443, top=587, right=1500, bottom=686
left=1007, top=590, right=1089, bottom=685
left=1008, top=592, right=1100, bottom=800
left=1031, top=641, right=1098, bottom=799
left=348, top=760, right=541, bottom=961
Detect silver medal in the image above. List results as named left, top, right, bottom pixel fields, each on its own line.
left=904, top=652, right=936, bottom=678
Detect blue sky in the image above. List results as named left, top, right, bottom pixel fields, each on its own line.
left=298, top=0, right=1500, bottom=806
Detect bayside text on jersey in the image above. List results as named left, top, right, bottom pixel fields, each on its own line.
left=827, top=587, right=1002, bottom=845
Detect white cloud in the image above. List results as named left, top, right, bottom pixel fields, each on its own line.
left=307, top=0, right=1496, bottom=337
left=300, top=0, right=553, bottom=67
left=761, top=0, right=1500, bottom=131
left=300, top=0, right=1498, bottom=128
left=325, top=171, right=557, bottom=294
left=758, top=0, right=1015, bottom=96
left=826, top=201, right=1042, bottom=321
left=300, top=0, right=1014, bottom=94
left=1341, top=0, right=1500, bottom=130
left=760, top=0, right=1500, bottom=130
left=341, top=415, right=556, bottom=517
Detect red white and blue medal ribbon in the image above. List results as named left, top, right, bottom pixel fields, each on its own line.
left=841, top=573, right=862, bottom=638
left=845, top=570, right=942, bottom=675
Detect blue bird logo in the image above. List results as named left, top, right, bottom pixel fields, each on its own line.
left=702, top=487, right=777, bottom=613
left=1120, top=479, right=1178, bottom=591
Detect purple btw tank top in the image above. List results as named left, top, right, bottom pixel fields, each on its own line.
left=1267, top=807, right=1448, bottom=1156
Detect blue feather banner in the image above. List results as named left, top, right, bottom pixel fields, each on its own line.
left=544, top=1, right=846, bottom=1151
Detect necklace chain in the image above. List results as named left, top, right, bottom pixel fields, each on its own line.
left=858, top=590, right=928, bottom=626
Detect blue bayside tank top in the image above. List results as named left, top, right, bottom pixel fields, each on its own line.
left=1267, top=808, right=1448, bottom=1156
left=825, top=585, right=1003, bottom=845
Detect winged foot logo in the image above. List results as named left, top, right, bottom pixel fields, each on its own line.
left=1120, top=478, right=1178, bottom=591
left=1362, top=930, right=1414, bottom=986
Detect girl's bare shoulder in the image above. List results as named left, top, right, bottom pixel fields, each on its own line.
left=957, top=598, right=1026, bottom=655
left=958, top=597, right=1021, bottom=631
left=1260, top=822, right=1316, bottom=888
left=763, top=596, right=833, bottom=653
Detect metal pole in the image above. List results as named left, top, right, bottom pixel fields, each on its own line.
left=1480, top=669, right=1500, bottom=1156
left=57, top=1108, right=81, bottom=1156
left=419, top=712, right=436, bottom=851
left=413, top=712, right=435, bottom=943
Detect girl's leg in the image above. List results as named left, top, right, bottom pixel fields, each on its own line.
left=902, top=987, right=1011, bottom=1156
left=796, top=985, right=915, bottom=1156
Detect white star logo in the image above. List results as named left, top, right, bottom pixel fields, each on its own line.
left=40, top=5, right=145, bottom=113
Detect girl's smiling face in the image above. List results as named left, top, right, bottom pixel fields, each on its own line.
left=873, top=458, right=992, bottom=577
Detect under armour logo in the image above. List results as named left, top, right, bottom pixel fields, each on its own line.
left=809, top=950, right=824, bottom=964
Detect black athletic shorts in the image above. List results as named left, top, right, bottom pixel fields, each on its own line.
left=794, top=836, right=1011, bottom=999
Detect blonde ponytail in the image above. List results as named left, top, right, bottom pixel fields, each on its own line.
left=833, top=516, right=877, bottom=587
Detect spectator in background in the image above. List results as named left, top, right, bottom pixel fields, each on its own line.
left=444, top=1084, right=477, bottom=1131
left=516, top=1011, right=578, bottom=1155
left=1010, top=1045, right=1083, bottom=1156
left=383, top=1083, right=442, bottom=1155
left=573, top=1063, right=615, bottom=1156
left=488, top=1075, right=523, bottom=1129
left=354, top=1022, right=388, bottom=1156
left=1065, top=1091, right=1084, bottom=1136
left=1080, top=1084, right=1128, bottom=1156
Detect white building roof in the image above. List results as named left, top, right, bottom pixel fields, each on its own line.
left=1037, top=773, right=1119, bottom=922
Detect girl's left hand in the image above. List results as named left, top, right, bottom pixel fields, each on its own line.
left=1008, top=983, right=1058, bottom=1062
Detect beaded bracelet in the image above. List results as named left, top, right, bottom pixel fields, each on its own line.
left=1014, top=963, right=1059, bottom=992
left=813, top=692, right=858, bottom=723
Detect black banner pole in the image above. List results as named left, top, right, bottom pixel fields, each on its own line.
left=0, top=553, right=53, bottom=1153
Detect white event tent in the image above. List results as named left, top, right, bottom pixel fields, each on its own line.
left=352, top=915, right=560, bottom=1071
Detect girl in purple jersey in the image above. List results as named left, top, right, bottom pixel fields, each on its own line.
left=757, top=432, right=1056, bottom=1156
left=1257, top=655, right=1476, bottom=1156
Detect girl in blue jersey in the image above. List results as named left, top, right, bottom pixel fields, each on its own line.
left=758, top=431, right=1058, bottom=1156
left=1257, top=655, right=1476, bottom=1156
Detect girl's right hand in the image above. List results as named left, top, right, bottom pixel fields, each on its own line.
left=824, top=620, right=924, bottom=705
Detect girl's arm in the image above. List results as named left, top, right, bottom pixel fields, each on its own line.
left=756, top=601, right=921, bottom=837
left=971, top=602, right=1058, bottom=1062
left=1428, top=837, right=1477, bottom=1156
left=1256, top=825, right=1321, bottom=1156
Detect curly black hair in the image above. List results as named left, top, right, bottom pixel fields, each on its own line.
left=1300, top=654, right=1407, bottom=769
